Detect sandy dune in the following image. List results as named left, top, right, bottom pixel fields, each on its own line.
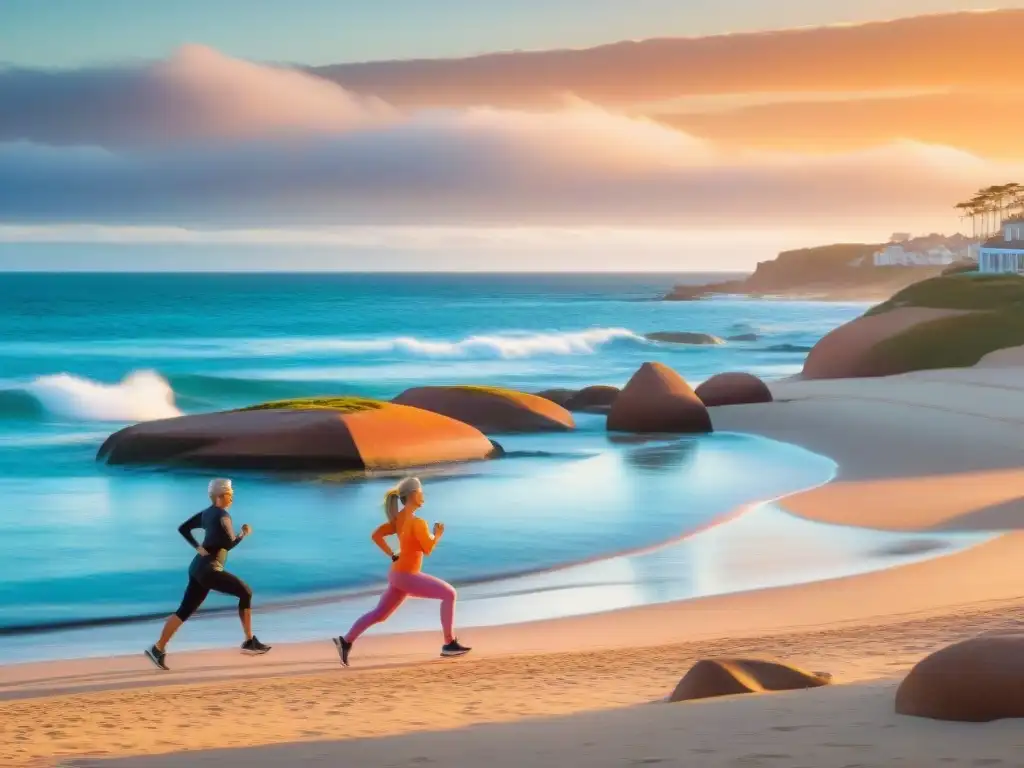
left=6, top=366, right=1024, bottom=767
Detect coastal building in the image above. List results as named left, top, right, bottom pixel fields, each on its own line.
left=872, top=243, right=955, bottom=267
left=978, top=218, right=1024, bottom=273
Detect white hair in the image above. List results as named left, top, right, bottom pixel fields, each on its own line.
left=208, top=478, right=233, bottom=499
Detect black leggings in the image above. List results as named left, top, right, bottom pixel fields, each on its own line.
left=174, top=569, right=253, bottom=622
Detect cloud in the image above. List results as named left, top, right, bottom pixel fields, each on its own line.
left=0, top=46, right=1016, bottom=229
left=656, top=91, right=1024, bottom=160
left=0, top=44, right=395, bottom=146
left=308, top=9, right=1024, bottom=108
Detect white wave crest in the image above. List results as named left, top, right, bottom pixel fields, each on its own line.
left=25, top=370, right=181, bottom=422
left=248, top=327, right=644, bottom=359
left=0, top=327, right=645, bottom=361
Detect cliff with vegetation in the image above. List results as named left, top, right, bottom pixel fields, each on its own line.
left=665, top=237, right=975, bottom=301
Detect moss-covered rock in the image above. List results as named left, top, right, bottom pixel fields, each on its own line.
left=860, top=306, right=1024, bottom=374
left=866, top=274, right=1024, bottom=315
left=238, top=396, right=384, bottom=413
left=803, top=274, right=1024, bottom=378
left=98, top=399, right=497, bottom=471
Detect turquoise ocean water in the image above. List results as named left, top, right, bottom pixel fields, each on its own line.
left=0, top=272, right=986, bottom=661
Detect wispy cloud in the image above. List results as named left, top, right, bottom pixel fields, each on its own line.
left=310, top=9, right=1024, bottom=107
left=0, top=45, right=395, bottom=146
left=0, top=44, right=1014, bottom=230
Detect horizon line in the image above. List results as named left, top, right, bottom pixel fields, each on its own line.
left=0, top=269, right=749, bottom=275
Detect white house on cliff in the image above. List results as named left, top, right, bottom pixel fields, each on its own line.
left=979, top=218, right=1024, bottom=273
left=872, top=244, right=955, bottom=267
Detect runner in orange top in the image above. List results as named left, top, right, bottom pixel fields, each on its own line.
left=332, top=476, right=471, bottom=666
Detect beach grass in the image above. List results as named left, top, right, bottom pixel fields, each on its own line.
left=867, top=273, right=1024, bottom=315
left=238, top=396, right=385, bottom=413
left=864, top=305, right=1024, bottom=373
left=941, top=261, right=979, bottom=276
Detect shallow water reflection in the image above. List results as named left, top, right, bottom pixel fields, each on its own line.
left=0, top=502, right=992, bottom=664
left=0, top=428, right=833, bottom=634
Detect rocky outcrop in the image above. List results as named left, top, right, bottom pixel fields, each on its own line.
left=607, top=362, right=712, bottom=434
left=696, top=372, right=773, bottom=407
left=895, top=634, right=1024, bottom=722
left=535, top=385, right=619, bottom=413
left=533, top=388, right=577, bottom=408
left=565, top=385, right=619, bottom=412
left=801, top=307, right=973, bottom=379
left=645, top=331, right=724, bottom=345
left=393, top=386, right=574, bottom=433
left=97, top=401, right=499, bottom=471
left=669, top=658, right=832, bottom=702
left=727, top=333, right=759, bottom=342
left=662, top=240, right=967, bottom=302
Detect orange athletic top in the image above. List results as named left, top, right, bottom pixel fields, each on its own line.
left=371, top=512, right=438, bottom=574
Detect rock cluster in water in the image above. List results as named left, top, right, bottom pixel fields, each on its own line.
left=98, top=366, right=776, bottom=471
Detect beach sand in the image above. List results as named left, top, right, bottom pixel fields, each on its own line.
left=5, top=367, right=1024, bottom=767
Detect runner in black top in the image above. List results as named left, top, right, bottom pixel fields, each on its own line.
left=144, top=478, right=271, bottom=670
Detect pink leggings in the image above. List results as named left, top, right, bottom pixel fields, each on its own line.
left=344, top=570, right=457, bottom=644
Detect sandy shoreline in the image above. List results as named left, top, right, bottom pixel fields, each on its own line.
left=6, top=367, right=1024, bottom=766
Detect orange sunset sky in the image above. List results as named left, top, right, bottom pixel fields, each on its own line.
left=1, top=3, right=1022, bottom=269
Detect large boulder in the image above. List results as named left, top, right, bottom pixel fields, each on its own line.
left=607, top=362, right=712, bottom=434
left=802, top=307, right=973, bottom=379
left=535, top=386, right=620, bottom=413
left=645, top=331, right=724, bottom=345
left=97, top=397, right=500, bottom=471
left=533, top=388, right=577, bottom=408
left=895, top=634, right=1024, bottom=722
left=803, top=274, right=1024, bottom=379
left=669, top=658, right=832, bottom=702
left=393, top=386, right=574, bottom=433
left=696, top=372, right=773, bottom=407
left=564, top=385, right=620, bottom=413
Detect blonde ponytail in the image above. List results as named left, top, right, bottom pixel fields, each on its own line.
left=383, top=476, right=422, bottom=535
left=383, top=489, right=400, bottom=525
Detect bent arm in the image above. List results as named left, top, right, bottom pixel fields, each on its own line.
left=371, top=522, right=397, bottom=557
left=177, top=512, right=203, bottom=549
left=413, top=518, right=438, bottom=556
left=219, top=514, right=245, bottom=551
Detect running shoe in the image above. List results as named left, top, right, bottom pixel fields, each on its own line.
left=441, top=639, right=472, bottom=657
left=332, top=636, right=353, bottom=666
left=241, top=636, right=272, bottom=655
left=144, top=645, right=169, bottom=671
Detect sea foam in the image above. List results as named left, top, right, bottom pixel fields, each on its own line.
left=17, top=370, right=181, bottom=422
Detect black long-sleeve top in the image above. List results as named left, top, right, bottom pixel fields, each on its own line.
left=179, top=505, right=243, bottom=576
